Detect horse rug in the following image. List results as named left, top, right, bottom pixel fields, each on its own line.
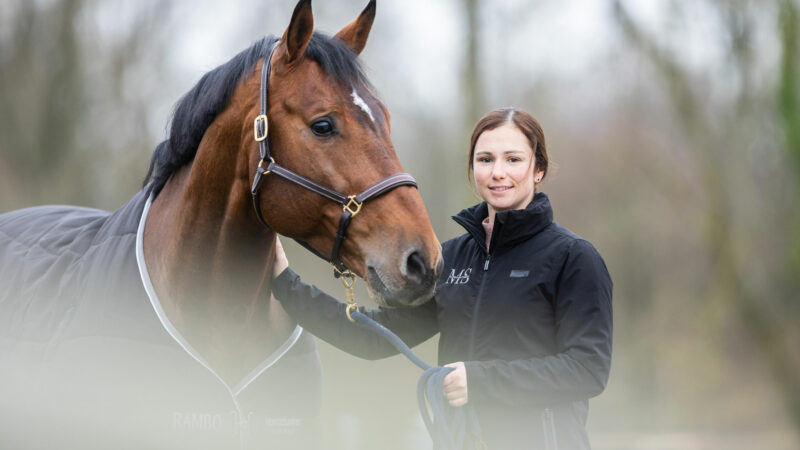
left=0, top=190, right=322, bottom=450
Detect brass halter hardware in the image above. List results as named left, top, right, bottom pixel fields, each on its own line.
left=343, top=196, right=363, bottom=217
left=254, top=114, right=269, bottom=142
left=258, top=157, right=275, bottom=174
left=334, top=267, right=358, bottom=322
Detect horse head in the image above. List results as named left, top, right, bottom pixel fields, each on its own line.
left=244, top=0, right=442, bottom=307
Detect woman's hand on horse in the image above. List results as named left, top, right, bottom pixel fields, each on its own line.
left=273, top=236, right=289, bottom=278
left=443, top=361, right=469, bottom=407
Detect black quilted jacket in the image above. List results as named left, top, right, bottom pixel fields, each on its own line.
left=273, top=192, right=613, bottom=450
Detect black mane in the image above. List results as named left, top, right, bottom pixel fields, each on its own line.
left=143, top=33, right=371, bottom=197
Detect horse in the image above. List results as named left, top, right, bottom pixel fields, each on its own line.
left=0, top=1, right=442, bottom=448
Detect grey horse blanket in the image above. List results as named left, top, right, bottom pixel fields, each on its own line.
left=0, top=190, right=322, bottom=449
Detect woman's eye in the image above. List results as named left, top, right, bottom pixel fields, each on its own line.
left=310, top=118, right=335, bottom=137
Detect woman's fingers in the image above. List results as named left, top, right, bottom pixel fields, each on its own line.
left=444, top=388, right=468, bottom=407
left=444, top=387, right=467, bottom=398
left=442, top=361, right=468, bottom=407
left=448, top=397, right=468, bottom=408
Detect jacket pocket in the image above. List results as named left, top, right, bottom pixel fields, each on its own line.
left=541, top=407, right=558, bottom=450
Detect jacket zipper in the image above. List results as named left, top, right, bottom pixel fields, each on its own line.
left=466, top=254, right=490, bottom=359
left=542, top=407, right=558, bottom=450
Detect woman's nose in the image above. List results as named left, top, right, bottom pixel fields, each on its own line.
left=491, top=162, right=506, bottom=178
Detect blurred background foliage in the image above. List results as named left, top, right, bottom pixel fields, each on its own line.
left=1, top=0, right=799, bottom=448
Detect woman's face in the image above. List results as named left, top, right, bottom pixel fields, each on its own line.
left=472, top=123, right=543, bottom=214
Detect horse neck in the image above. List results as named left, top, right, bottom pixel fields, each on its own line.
left=144, top=110, right=294, bottom=383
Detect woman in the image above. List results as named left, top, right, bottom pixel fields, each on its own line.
left=271, top=107, right=613, bottom=449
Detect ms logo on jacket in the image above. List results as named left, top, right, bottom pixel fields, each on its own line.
left=445, top=268, right=472, bottom=285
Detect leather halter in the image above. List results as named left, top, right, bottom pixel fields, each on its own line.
left=250, top=42, right=418, bottom=276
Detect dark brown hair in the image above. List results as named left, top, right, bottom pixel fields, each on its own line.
left=467, top=107, right=548, bottom=185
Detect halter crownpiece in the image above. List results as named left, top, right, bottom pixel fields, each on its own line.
left=250, top=40, right=418, bottom=277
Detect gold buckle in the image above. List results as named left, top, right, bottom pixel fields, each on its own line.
left=339, top=270, right=356, bottom=289
left=334, top=269, right=358, bottom=323
left=345, top=303, right=358, bottom=322
left=343, top=196, right=362, bottom=216
left=258, top=157, right=275, bottom=174
left=254, top=114, right=269, bottom=142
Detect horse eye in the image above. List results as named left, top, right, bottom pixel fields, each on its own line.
left=310, top=118, right=335, bottom=137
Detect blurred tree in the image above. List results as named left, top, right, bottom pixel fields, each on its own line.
left=0, top=0, right=171, bottom=211
left=613, top=0, right=800, bottom=435
left=461, top=0, right=484, bottom=129
left=778, top=0, right=800, bottom=272
left=0, top=0, right=84, bottom=205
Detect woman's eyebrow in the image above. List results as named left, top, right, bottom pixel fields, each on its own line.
left=475, top=149, right=527, bottom=155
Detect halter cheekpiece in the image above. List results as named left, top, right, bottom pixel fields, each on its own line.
left=250, top=42, right=418, bottom=277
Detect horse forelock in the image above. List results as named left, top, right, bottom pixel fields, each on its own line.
left=143, top=32, right=372, bottom=198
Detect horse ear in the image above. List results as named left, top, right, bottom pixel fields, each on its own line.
left=333, top=0, right=376, bottom=55
left=283, top=0, right=314, bottom=63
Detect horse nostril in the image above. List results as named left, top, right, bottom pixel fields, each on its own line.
left=404, top=251, right=427, bottom=284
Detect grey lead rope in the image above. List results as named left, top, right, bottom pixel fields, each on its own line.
left=348, top=310, right=486, bottom=450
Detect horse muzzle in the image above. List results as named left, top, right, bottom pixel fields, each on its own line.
left=365, top=247, right=442, bottom=308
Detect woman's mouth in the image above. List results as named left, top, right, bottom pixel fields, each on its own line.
left=489, top=186, right=512, bottom=192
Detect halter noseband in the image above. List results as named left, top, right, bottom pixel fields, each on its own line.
left=250, top=42, right=418, bottom=277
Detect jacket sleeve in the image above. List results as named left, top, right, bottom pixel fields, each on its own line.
left=464, top=239, right=613, bottom=407
left=271, top=268, right=439, bottom=360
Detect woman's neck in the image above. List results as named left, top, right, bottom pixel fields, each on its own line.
left=486, top=205, right=497, bottom=228
left=484, top=189, right=537, bottom=226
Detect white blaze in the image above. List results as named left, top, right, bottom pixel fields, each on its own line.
left=351, top=89, right=375, bottom=123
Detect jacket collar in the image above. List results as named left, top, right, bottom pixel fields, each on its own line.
left=452, top=192, right=554, bottom=253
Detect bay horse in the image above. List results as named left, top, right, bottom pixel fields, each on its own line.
left=0, top=1, right=441, bottom=448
